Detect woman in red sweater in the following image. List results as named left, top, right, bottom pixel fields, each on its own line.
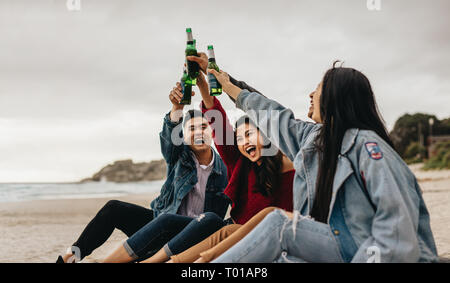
left=202, top=96, right=294, bottom=225
left=137, top=63, right=294, bottom=263
left=163, top=87, right=296, bottom=263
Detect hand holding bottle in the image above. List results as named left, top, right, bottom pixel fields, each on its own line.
left=189, top=50, right=223, bottom=95
left=169, top=82, right=195, bottom=121
left=207, top=69, right=242, bottom=101
left=169, top=82, right=196, bottom=106
left=187, top=52, right=208, bottom=74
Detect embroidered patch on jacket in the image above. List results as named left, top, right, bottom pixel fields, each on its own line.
left=365, top=142, right=383, bottom=160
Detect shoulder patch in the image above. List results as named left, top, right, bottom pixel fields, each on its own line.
left=365, top=142, right=383, bottom=160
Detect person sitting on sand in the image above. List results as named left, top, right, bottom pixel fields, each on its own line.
left=208, top=61, right=438, bottom=263
left=57, top=91, right=230, bottom=263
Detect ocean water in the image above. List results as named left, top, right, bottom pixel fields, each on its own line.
left=0, top=180, right=165, bottom=203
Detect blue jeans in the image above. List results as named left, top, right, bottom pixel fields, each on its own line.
left=212, top=209, right=345, bottom=263
left=124, top=212, right=226, bottom=260
left=163, top=212, right=230, bottom=257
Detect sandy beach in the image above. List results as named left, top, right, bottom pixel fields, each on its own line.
left=0, top=193, right=158, bottom=263
left=1, top=165, right=449, bottom=263
left=409, top=164, right=450, bottom=260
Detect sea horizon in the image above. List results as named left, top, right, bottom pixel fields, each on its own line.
left=0, top=181, right=164, bottom=203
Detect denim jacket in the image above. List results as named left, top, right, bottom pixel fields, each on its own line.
left=150, top=112, right=230, bottom=219
left=236, top=90, right=438, bottom=263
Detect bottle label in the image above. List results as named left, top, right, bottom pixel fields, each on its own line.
left=208, top=73, right=221, bottom=89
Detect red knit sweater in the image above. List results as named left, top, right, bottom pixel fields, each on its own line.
left=201, top=98, right=293, bottom=225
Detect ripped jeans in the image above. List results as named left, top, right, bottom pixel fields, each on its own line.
left=124, top=212, right=227, bottom=260
left=212, top=209, right=344, bottom=263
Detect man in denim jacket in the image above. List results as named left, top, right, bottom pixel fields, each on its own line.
left=151, top=107, right=230, bottom=218
left=59, top=92, right=229, bottom=263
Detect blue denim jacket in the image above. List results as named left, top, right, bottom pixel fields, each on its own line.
left=236, top=90, right=438, bottom=263
left=150, top=113, right=230, bottom=219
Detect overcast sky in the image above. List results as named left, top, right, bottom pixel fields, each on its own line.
left=0, top=0, right=449, bottom=182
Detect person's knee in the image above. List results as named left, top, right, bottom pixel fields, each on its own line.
left=155, top=213, right=174, bottom=223
left=264, top=209, right=286, bottom=223
left=196, top=212, right=223, bottom=226
left=260, top=206, right=278, bottom=216
left=221, top=224, right=241, bottom=237
left=97, top=200, right=122, bottom=218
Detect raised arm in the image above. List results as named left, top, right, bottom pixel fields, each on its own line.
left=196, top=72, right=240, bottom=169
left=226, top=75, right=264, bottom=103
left=159, top=112, right=183, bottom=165
left=159, top=82, right=196, bottom=165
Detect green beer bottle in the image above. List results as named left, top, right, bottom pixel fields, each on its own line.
left=207, top=45, right=222, bottom=96
left=180, top=66, right=193, bottom=105
left=185, top=28, right=200, bottom=82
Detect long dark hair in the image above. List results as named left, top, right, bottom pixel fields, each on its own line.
left=235, top=115, right=283, bottom=197
left=311, top=61, right=394, bottom=223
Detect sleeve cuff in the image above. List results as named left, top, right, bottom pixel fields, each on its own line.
left=235, top=89, right=252, bottom=110
left=164, top=111, right=183, bottom=127
left=163, top=243, right=174, bottom=257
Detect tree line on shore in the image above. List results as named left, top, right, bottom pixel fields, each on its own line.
left=390, top=113, right=450, bottom=169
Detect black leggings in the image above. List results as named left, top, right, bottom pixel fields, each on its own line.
left=72, top=200, right=154, bottom=260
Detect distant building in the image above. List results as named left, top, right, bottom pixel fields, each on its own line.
left=428, top=135, right=450, bottom=158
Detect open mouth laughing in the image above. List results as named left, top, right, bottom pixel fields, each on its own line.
left=245, top=145, right=257, bottom=158
left=193, top=137, right=205, bottom=145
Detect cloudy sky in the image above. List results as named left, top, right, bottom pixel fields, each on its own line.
left=0, top=0, right=449, bottom=182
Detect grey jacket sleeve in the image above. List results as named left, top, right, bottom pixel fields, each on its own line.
left=235, top=89, right=320, bottom=161
left=226, top=75, right=264, bottom=103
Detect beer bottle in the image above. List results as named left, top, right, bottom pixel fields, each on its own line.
left=185, top=28, right=200, bottom=82
left=180, top=66, right=192, bottom=105
left=207, top=45, right=222, bottom=96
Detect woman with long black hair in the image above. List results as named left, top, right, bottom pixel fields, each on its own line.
left=208, top=61, right=438, bottom=263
